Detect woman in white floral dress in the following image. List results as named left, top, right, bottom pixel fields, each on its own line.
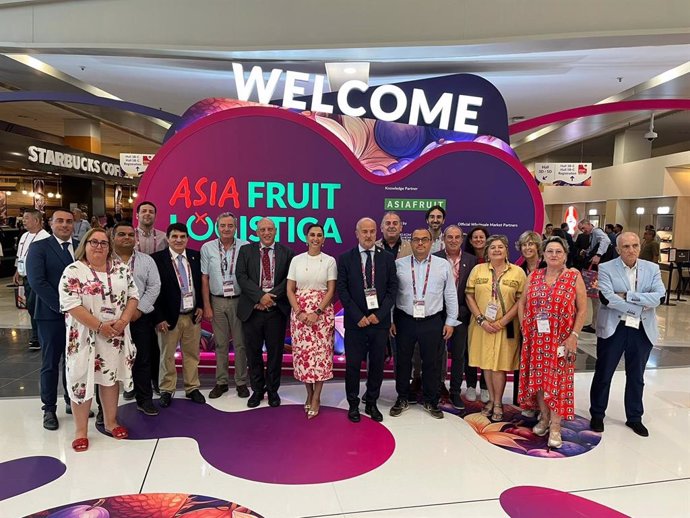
left=59, top=228, right=139, bottom=452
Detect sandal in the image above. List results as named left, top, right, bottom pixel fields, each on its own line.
left=71, top=437, right=89, bottom=452
left=304, top=404, right=311, bottom=414
left=104, top=425, right=129, bottom=440
left=307, top=408, right=319, bottom=419
left=491, top=403, right=504, bottom=422
left=532, top=418, right=550, bottom=436
left=548, top=428, right=563, bottom=449
left=481, top=400, right=494, bottom=417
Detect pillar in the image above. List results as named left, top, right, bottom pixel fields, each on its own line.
left=64, top=119, right=101, bottom=154
left=613, top=129, right=652, bottom=165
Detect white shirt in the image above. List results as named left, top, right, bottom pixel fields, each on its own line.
left=54, top=236, right=75, bottom=260
left=623, top=262, right=638, bottom=291
left=287, top=252, right=337, bottom=290
left=169, top=249, right=193, bottom=295
left=16, top=229, right=50, bottom=275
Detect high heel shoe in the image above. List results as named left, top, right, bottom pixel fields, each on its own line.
left=548, top=428, right=563, bottom=449
left=532, top=418, right=550, bottom=437
left=307, top=405, right=319, bottom=419
left=304, top=404, right=311, bottom=414
left=481, top=400, right=494, bottom=417
left=491, top=403, right=504, bottom=422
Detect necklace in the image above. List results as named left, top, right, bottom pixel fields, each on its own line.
left=304, top=253, right=323, bottom=272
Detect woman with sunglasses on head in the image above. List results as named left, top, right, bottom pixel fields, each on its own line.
left=59, top=228, right=139, bottom=452
left=518, top=236, right=587, bottom=448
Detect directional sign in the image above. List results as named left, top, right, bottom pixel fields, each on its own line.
left=535, top=162, right=592, bottom=186
left=120, top=153, right=154, bottom=177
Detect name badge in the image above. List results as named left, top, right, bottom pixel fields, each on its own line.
left=536, top=312, right=550, bottom=334
left=17, top=259, right=25, bottom=277
left=413, top=300, right=426, bottom=318
left=485, top=302, right=499, bottom=321
left=182, top=292, right=195, bottom=311
left=100, top=306, right=116, bottom=321
left=223, top=280, right=236, bottom=297
left=625, top=315, right=640, bottom=329
left=364, top=288, right=379, bottom=310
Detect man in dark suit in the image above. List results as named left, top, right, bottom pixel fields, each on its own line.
left=433, top=225, right=477, bottom=410
left=337, top=217, right=397, bottom=423
left=152, top=223, right=205, bottom=407
left=26, top=208, right=80, bottom=430
left=236, top=217, right=295, bottom=408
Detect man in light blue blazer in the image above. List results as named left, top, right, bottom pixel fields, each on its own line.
left=589, top=232, right=666, bottom=437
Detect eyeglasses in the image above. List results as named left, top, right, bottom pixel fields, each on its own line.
left=87, top=240, right=109, bottom=248
left=411, top=237, right=431, bottom=244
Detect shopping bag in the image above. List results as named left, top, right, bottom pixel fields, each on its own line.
left=581, top=268, right=599, bottom=299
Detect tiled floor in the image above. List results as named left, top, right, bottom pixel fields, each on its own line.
left=1, top=277, right=689, bottom=518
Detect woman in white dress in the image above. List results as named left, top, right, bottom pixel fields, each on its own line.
left=59, top=228, right=139, bottom=452
left=287, top=223, right=337, bottom=419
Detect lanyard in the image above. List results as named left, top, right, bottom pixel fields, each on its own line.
left=17, top=232, right=38, bottom=260
left=218, top=239, right=237, bottom=279
left=361, top=249, right=376, bottom=289
left=411, top=256, right=432, bottom=301
left=171, top=253, right=193, bottom=293
left=491, top=266, right=507, bottom=300
left=87, top=260, right=116, bottom=304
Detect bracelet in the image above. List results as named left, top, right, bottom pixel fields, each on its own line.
left=572, top=331, right=580, bottom=338
left=476, top=315, right=486, bottom=325
left=97, top=322, right=103, bottom=333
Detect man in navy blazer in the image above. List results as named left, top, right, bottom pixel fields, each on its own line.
left=433, top=225, right=477, bottom=410
left=26, top=208, right=79, bottom=431
left=236, top=217, right=295, bottom=409
left=337, top=217, right=397, bottom=423
left=589, top=232, right=666, bottom=437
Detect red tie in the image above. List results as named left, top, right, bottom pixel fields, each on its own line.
left=261, top=247, right=272, bottom=289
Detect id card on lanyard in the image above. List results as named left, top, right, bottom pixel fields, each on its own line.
left=411, top=256, right=431, bottom=318
left=220, top=240, right=237, bottom=297
left=17, top=233, right=37, bottom=276
left=88, top=262, right=117, bottom=321
left=172, top=254, right=194, bottom=310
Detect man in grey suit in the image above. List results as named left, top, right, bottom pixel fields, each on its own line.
left=589, top=232, right=666, bottom=437
left=236, top=218, right=295, bottom=408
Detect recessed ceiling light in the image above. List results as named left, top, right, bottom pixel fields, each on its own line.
left=343, top=67, right=357, bottom=74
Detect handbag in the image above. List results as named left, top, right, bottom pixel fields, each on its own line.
left=581, top=266, right=599, bottom=298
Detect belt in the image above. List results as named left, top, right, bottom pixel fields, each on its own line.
left=397, top=309, right=442, bottom=322
left=212, top=294, right=240, bottom=299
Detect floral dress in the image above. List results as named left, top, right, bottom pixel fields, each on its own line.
left=518, top=268, right=577, bottom=420
left=60, top=260, right=139, bottom=403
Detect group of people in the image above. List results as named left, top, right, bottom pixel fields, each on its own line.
left=16, top=201, right=665, bottom=453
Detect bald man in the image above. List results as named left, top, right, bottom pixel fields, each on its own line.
left=236, top=218, right=295, bottom=408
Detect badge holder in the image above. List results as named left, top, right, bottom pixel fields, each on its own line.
left=223, top=280, right=236, bottom=297
left=485, top=301, right=499, bottom=321
left=536, top=311, right=551, bottom=334
left=182, top=292, right=195, bottom=311
left=365, top=288, right=379, bottom=310
left=413, top=300, right=426, bottom=318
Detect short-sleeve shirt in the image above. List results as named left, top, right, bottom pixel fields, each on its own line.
left=287, top=252, right=337, bottom=290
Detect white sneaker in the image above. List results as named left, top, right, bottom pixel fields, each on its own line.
left=466, top=387, right=477, bottom=401
left=480, top=389, right=490, bottom=403
left=521, top=409, right=537, bottom=418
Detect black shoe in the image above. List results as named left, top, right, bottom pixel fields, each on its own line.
left=268, top=393, right=281, bottom=407
left=43, top=411, right=59, bottom=431
left=247, top=392, right=263, bottom=408
left=626, top=421, right=649, bottom=437
left=28, top=340, right=41, bottom=350
left=123, top=390, right=135, bottom=401
left=389, top=398, right=409, bottom=417
left=423, top=402, right=444, bottom=419
left=152, top=384, right=160, bottom=395
left=582, top=325, right=596, bottom=334
left=65, top=404, right=94, bottom=418
left=440, top=384, right=450, bottom=399
left=137, top=400, right=160, bottom=416
left=236, top=384, right=250, bottom=398
left=364, top=403, right=383, bottom=422
left=159, top=392, right=172, bottom=408
left=450, top=393, right=465, bottom=410
left=186, top=389, right=206, bottom=404
left=208, top=384, right=229, bottom=399
left=96, top=408, right=104, bottom=426
left=590, top=416, right=604, bottom=432
left=348, top=405, right=361, bottom=423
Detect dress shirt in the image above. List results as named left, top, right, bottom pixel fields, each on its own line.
left=114, top=251, right=161, bottom=314
left=358, top=244, right=377, bottom=267
left=136, top=227, right=168, bottom=254
left=15, top=229, right=50, bottom=275
left=201, top=237, right=248, bottom=296
left=395, top=254, right=459, bottom=326
left=623, top=262, right=638, bottom=295
left=54, top=236, right=74, bottom=260
left=169, top=249, right=194, bottom=296
left=587, top=227, right=611, bottom=257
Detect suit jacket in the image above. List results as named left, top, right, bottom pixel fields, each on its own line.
left=235, top=242, right=295, bottom=321
left=151, top=248, right=203, bottom=330
left=337, top=246, right=397, bottom=330
left=433, top=250, right=477, bottom=325
left=26, top=236, right=79, bottom=320
left=597, top=258, right=666, bottom=344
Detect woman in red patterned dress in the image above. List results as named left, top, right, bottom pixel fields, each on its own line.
left=518, top=236, right=587, bottom=448
left=287, top=223, right=337, bottom=419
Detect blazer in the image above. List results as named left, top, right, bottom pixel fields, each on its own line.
left=597, top=258, right=666, bottom=344
left=151, top=248, right=203, bottom=330
left=235, top=242, right=295, bottom=321
left=26, top=236, right=79, bottom=320
left=433, top=250, right=477, bottom=325
left=337, top=246, right=397, bottom=330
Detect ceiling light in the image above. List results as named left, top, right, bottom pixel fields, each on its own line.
left=5, top=191, right=11, bottom=196
left=343, top=67, right=357, bottom=74
left=47, top=192, right=55, bottom=198
left=21, top=190, right=27, bottom=195
left=588, top=209, right=597, bottom=216
left=128, top=197, right=133, bottom=203
left=657, top=206, right=670, bottom=214
left=636, top=207, right=645, bottom=215
left=56, top=193, right=62, bottom=199
left=132, top=192, right=138, bottom=198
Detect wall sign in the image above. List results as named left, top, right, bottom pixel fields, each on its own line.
left=536, top=162, right=592, bottom=186
left=27, top=145, right=123, bottom=177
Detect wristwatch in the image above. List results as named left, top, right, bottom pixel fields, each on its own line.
left=315, top=308, right=324, bottom=315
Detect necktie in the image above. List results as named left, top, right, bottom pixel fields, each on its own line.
left=261, top=247, right=272, bottom=289
left=61, top=242, right=72, bottom=262
left=177, top=255, right=189, bottom=293
left=453, top=261, right=460, bottom=288
left=365, top=250, right=373, bottom=288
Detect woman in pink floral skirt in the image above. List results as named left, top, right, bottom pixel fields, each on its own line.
left=287, top=223, right=337, bottom=419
